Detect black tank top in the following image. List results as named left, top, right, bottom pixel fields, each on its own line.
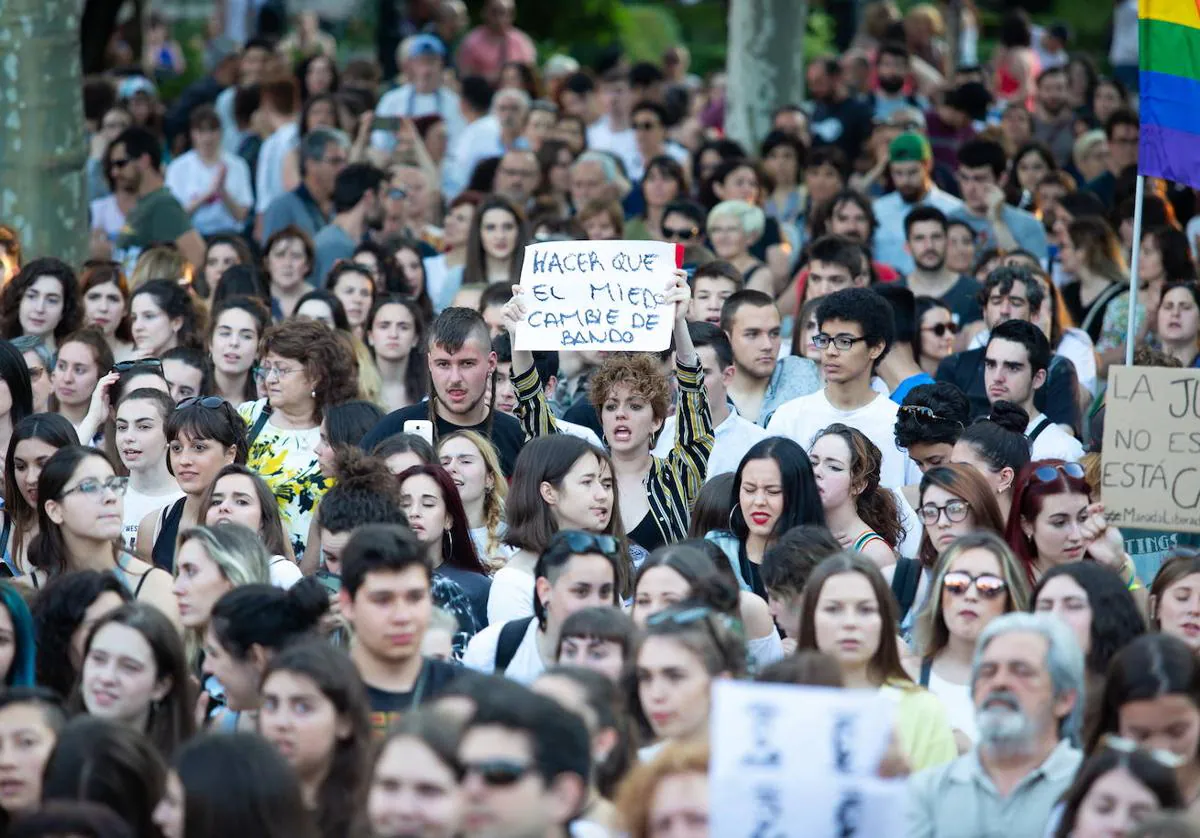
left=152, top=497, right=188, bottom=572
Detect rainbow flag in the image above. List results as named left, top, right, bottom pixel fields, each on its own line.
left=1140, top=0, right=1200, bottom=187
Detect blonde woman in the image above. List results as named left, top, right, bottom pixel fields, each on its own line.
left=706, top=200, right=772, bottom=293
left=905, top=531, right=1030, bottom=750
left=130, top=245, right=189, bottom=290
left=437, top=430, right=508, bottom=565
left=1059, top=217, right=1129, bottom=371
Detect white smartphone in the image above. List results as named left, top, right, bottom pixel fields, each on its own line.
left=403, top=419, right=434, bottom=445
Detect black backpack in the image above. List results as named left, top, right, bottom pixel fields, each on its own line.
left=493, top=616, right=535, bottom=672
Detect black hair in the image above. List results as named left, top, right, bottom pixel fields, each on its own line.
left=371, top=432, right=436, bottom=464
left=561, top=71, right=594, bottom=96
left=894, top=383, right=971, bottom=450
left=6, top=801, right=134, bottom=838
left=999, top=8, right=1033, bottom=48
left=1105, top=107, right=1139, bottom=140
left=980, top=264, right=1046, bottom=313
left=957, top=138, right=1008, bottom=178
left=460, top=75, right=495, bottom=114
left=0, top=340, right=33, bottom=426
left=807, top=234, right=868, bottom=279
left=4, top=413, right=78, bottom=561
left=294, top=289, right=352, bottom=332
left=478, top=281, right=514, bottom=313
left=0, top=686, right=67, bottom=730
left=728, top=437, right=825, bottom=540
left=633, top=543, right=739, bottom=616
left=688, top=321, right=733, bottom=370
left=1055, top=748, right=1183, bottom=838
left=1031, top=563, right=1145, bottom=678
left=161, top=345, right=215, bottom=398
left=810, top=190, right=878, bottom=240
left=164, top=395, right=249, bottom=465
left=957, top=401, right=1032, bottom=475
left=903, top=205, right=949, bottom=239
left=760, top=525, right=844, bottom=594
left=873, top=284, right=917, bottom=348
left=129, top=279, right=202, bottom=350
left=988, top=318, right=1051, bottom=374
left=174, top=732, right=319, bottom=838
left=1058, top=191, right=1107, bottom=223
left=29, top=447, right=124, bottom=578
left=719, top=289, right=776, bottom=333
left=31, top=571, right=131, bottom=699
left=556, top=606, right=638, bottom=663
left=539, top=664, right=636, bottom=798
left=324, top=400, right=385, bottom=448
left=687, top=472, right=737, bottom=539
left=532, top=530, right=622, bottom=630
left=467, top=685, right=592, bottom=790
left=630, top=99, right=668, bottom=125
left=662, top=198, right=706, bottom=228
left=807, top=145, right=851, bottom=181
left=331, top=163, right=386, bottom=214
left=41, top=716, right=166, bottom=838
left=759, top=129, right=807, bottom=171
left=816, top=287, right=895, bottom=360
left=209, top=578, right=330, bottom=660
left=491, top=332, right=559, bottom=384
left=111, top=126, right=160, bottom=167
left=340, top=523, right=431, bottom=599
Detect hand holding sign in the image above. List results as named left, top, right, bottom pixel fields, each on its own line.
left=512, top=239, right=683, bottom=352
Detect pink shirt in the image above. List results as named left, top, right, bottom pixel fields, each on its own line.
left=456, top=26, right=536, bottom=81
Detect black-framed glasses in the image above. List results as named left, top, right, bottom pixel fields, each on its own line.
left=917, top=500, right=972, bottom=525
left=60, top=475, right=129, bottom=500
left=1032, top=462, right=1085, bottom=484
left=942, top=570, right=1007, bottom=599
left=113, top=358, right=163, bottom=374
left=462, top=758, right=536, bottom=787
left=553, top=530, right=618, bottom=558
left=812, top=333, right=868, bottom=351
left=898, top=405, right=963, bottom=427
left=662, top=225, right=699, bottom=241
left=922, top=322, right=959, bottom=338
left=177, top=396, right=226, bottom=410
left=1101, top=734, right=1186, bottom=769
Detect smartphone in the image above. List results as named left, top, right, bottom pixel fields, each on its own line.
left=315, top=569, right=342, bottom=595
left=373, top=115, right=403, bottom=132
left=404, top=419, right=434, bottom=445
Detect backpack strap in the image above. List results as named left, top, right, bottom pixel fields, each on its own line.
left=890, top=558, right=921, bottom=621
left=1027, top=416, right=1053, bottom=443
left=494, top=616, right=535, bottom=673
left=919, top=656, right=934, bottom=688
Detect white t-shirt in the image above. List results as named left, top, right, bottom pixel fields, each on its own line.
left=1027, top=414, right=1085, bottom=463
left=766, top=390, right=919, bottom=490
left=165, top=150, right=254, bottom=236
left=487, top=565, right=534, bottom=625
left=462, top=617, right=546, bottom=685
left=654, top=407, right=769, bottom=481
left=255, top=122, right=300, bottom=213
left=372, top=85, right=466, bottom=150
left=90, top=195, right=126, bottom=242
left=122, top=486, right=184, bottom=552
left=269, top=555, right=302, bottom=590
left=586, top=117, right=637, bottom=174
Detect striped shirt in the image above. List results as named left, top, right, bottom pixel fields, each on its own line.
left=512, top=358, right=714, bottom=548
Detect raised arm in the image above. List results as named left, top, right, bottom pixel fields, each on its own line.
left=664, top=270, right=713, bottom=503
left=501, top=286, right=560, bottom=440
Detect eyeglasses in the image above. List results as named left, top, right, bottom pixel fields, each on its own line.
left=898, top=405, right=963, bottom=427
left=177, top=396, right=227, bottom=410
left=812, top=333, right=868, bottom=351
left=462, top=758, right=535, bottom=787
left=555, top=530, right=619, bottom=557
left=918, top=499, right=972, bottom=525
left=633, top=120, right=660, bottom=132
left=60, top=475, right=129, bottom=500
left=1101, top=734, right=1187, bottom=769
left=942, top=570, right=1007, bottom=599
left=112, top=358, right=163, bottom=374
left=1032, top=462, right=1086, bottom=484
left=662, top=225, right=699, bottom=240
left=254, top=364, right=300, bottom=381
left=26, top=366, right=45, bottom=382
left=922, top=322, right=959, bottom=338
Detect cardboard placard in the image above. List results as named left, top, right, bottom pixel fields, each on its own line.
left=708, top=681, right=903, bottom=838
left=1101, top=365, right=1200, bottom=533
left=512, top=239, right=680, bottom=352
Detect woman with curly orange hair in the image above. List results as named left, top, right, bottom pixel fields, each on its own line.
left=502, top=270, right=714, bottom=555
left=238, top=318, right=359, bottom=560
left=616, top=740, right=709, bottom=838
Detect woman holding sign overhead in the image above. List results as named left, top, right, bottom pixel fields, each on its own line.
left=502, top=267, right=714, bottom=554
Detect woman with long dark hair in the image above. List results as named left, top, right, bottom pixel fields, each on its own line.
left=79, top=261, right=134, bottom=362
left=0, top=257, right=84, bottom=352
left=461, top=195, right=527, bottom=289
left=2, top=413, right=77, bottom=576
left=0, top=340, right=34, bottom=465
left=31, top=571, right=131, bottom=699
left=128, top=280, right=202, bottom=360
left=365, top=295, right=427, bottom=412
left=207, top=296, right=270, bottom=405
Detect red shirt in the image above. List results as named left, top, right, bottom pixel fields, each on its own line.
left=456, top=26, right=537, bottom=82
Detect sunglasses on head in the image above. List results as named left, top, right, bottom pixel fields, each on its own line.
left=176, top=396, right=227, bottom=410
left=463, top=758, right=535, bottom=787
left=113, top=358, right=163, bottom=374
left=898, top=405, right=964, bottom=427
left=1032, top=462, right=1086, bottom=484
left=923, top=322, right=959, bottom=338
left=942, top=570, right=1007, bottom=599
left=555, top=530, right=618, bottom=557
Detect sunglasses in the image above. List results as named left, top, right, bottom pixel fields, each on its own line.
left=922, top=322, right=959, bottom=338
left=898, top=405, right=963, bottom=427
left=555, top=530, right=618, bottom=557
left=1102, top=734, right=1187, bottom=769
left=463, top=758, right=535, bottom=787
left=1032, top=462, right=1086, bottom=484
left=942, top=570, right=1007, bottom=599
left=177, top=396, right=227, bottom=410
left=662, top=225, right=698, bottom=240
left=113, top=358, right=163, bottom=374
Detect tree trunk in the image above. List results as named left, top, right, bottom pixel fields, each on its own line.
left=725, top=0, right=809, bottom=154
left=0, top=0, right=89, bottom=266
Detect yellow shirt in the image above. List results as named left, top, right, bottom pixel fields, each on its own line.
left=882, top=680, right=958, bottom=772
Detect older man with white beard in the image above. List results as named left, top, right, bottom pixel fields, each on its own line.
left=906, top=613, right=1085, bottom=838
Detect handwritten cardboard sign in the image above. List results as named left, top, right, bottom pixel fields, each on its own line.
left=513, top=240, right=680, bottom=352
left=1101, top=365, right=1200, bottom=533
left=709, top=681, right=903, bottom=838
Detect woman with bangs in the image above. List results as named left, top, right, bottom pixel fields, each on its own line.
left=906, top=531, right=1030, bottom=749
left=1004, top=459, right=1144, bottom=598
left=494, top=435, right=629, bottom=624
left=239, top=319, right=359, bottom=560
left=502, top=271, right=713, bottom=556
left=365, top=294, right=427, bottom=412
left=797, top=552, right=957, bottom=770
left=137, top=395, right=247, bottom=572
left=0, top=257, right=84, bottom=353
left=437, top=430, right=507, bottom=563
left=79, top=261, right=135, bottom=362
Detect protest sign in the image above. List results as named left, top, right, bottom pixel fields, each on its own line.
left=1101, top=365, right=1200, bottom=534
left=709, top=680, right=904, bottom=838
left=512, top=239, right=681, bottom=352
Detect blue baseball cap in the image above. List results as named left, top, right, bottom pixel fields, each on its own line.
left=407, top=34, right=446, bottom=60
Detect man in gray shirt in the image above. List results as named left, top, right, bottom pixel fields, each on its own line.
left=312, top=163, right=386, bottom=285
left=950, top=138, right=1049, bottom=262
left=906, top=612, right=1084, bottom=838
left=259, top=127, right=349, bottom=244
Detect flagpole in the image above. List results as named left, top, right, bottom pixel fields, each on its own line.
left=1124, top=174, right=1145, bottom=367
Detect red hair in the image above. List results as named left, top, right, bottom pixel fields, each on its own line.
left=396, top=464, right=489, bottom=575
left=1003, top=458, right=1093, bottom=585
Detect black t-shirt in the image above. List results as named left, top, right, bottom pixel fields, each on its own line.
left=899, top=274, right=983, bottom=327
left=365, top=658, right=460, bottom=736
left=361, top=403, right=526, bottom=476
left=937, top=347, right=1082, bottom=432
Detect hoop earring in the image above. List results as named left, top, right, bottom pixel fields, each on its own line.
left=728, top=508, right=737, bottom=531
left=443, top=529, right=453, bottom=559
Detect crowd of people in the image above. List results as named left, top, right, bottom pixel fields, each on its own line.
left=0, top=0, right=1198, bottom=835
